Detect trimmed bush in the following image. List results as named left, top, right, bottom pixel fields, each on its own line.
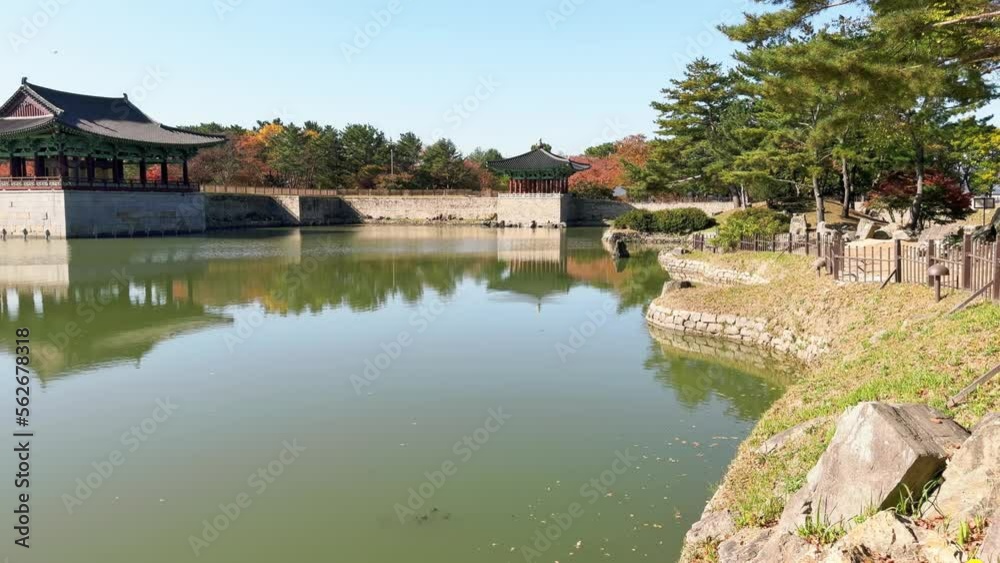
left=571, top=182, right=616, bottom=200
left=613, top=207, right=715, bottom=234
left=715, top=208, right=790, bottom=250
left=614, top=209, right=659, bottom=232
left=655, top=208, right=714, bottom=234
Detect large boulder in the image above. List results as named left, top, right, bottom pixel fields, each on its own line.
left=790, top=214, right=808, bottom=237
left=685, top=510, right=735, bottom=547
left=777, top=403, right=970, bottom=534
left=855, top=218, right=878, bottom=240
left=826, top=512, right=922, bottom=562
left=717, top=528, right=772, bottom=562
left=824, top=512, right=963, bottom=563
left=930, top=413, right=1000, bottom=524
left=718, top=528, right=822, bottom=563
left=980, top=509, right=1000, bottom=562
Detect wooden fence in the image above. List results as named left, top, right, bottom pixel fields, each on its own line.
left=201, top=185, right=498, bottom=197
left=692, top=232, right=1000, bottom=304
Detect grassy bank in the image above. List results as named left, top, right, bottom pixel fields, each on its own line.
left=653, top=252, right=1000, bottom=558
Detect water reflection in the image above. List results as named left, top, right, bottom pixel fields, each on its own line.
left=0, top=227, right=668, bottom=381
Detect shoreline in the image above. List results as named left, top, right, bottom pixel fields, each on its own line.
left=644, top=250, right=1000, bottom=562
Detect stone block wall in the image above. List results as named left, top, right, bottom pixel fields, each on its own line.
left=1, top=190, right=206, bottom=238
left=571, top=198, right=735, bottom=226
left=204, top=194, right=299, bottom=229
left=497, top=194, right=569, bottom=226
left=62, top=191, right=206, bottom=237
left=646, top=302, right=828, bottom=363
left=0, top=191, right=66, bottom=238
left=341, top=195, right=497, bottom=223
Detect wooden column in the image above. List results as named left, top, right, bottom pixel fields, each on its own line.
left=34, top=155, right=44, bottom=177
left=139, top=159, right=147, bottom=185
left=86, top=157, right=95, bottom=183
left=182, top=159, right=190, bottom=186
left=58, top=151, right=69, bottom=178
left=112, top=158, right=122, bottom=183
left=161, top=159, right=169, bottom=185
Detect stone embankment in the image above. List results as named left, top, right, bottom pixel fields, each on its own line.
left=659, top=252, right=769, bottom=286
left=648, top=250, right=827, bottom=363
left=646, top=304, right=828, bottom=363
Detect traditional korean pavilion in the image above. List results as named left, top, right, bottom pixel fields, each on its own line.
left=0, top=79, right=224, bottom=189
left=488, top=142, right=591, bottom=194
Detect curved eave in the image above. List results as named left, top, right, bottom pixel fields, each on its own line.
left=54, top=123, right=226, bottom=149
left=0, top=118, right=58, bottom=139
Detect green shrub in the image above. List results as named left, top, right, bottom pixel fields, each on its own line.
left=614, top=209, right=658, bottom=232
left=572, top=182, right=615, bottom=200
left=655, top=208, right=714, bottom=234
left=716, top=208, right=790, bottom=250
left=614, top=208, right=715, bottom=234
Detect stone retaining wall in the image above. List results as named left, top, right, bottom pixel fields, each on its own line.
left=646, top=302, right=828, bottom=363
left=341, top=195, right=497, bottom=223
left=660, top=253, right=769, bottom=286
left=572, top=199, right=735, bottom=226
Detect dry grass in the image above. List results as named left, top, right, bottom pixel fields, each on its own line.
left=656, top=252, right=1000, bottom=532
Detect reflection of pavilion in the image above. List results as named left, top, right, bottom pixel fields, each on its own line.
left=0, top=227, right=668, bottom=381
left=491, top=229, right=572, bottom=304
left=0, top=268, right=229, bottom=382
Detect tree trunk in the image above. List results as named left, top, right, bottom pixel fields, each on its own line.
left=813, top=173, right=825, bottom=225
left=840, top=156, right=852, bottom=219
left=909, top=143, right=925, bottom=231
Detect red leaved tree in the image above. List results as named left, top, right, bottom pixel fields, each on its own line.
left=868, top=170, right=972, bottom=228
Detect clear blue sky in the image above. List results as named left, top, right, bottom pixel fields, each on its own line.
left=5, top=0, right=998, bottom=157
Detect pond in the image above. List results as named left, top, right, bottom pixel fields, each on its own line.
left=0, top=226, right=785, bottom=563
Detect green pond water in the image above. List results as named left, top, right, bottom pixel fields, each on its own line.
left=0, top=226, right=785, bottom=563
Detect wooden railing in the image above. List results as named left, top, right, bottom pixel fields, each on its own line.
left=0, top=177, right=198, bottom=192
left=200, top=185, right=498, bottom=197
left=692, top=232, right=1000, bottom=304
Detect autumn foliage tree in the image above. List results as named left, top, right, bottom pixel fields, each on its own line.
left=867, top=171, right=972, bottom=227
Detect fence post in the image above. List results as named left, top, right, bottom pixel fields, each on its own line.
left=833, top=233, right=842, bottom=281
left=894, top=239, right=902, bottom=284
left=927, top=240, right=936, bottom=288
left=962, top=233, right=973, bottom=290
left=993, top=241, right=1000, bottom=302
left=805, top=232, right=811, bottom=256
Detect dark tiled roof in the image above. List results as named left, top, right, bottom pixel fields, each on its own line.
left=488, top=149, right=591, bottom=174
left=0, top=82, right=225, bottom=147
left=0, top=115, right=54, bottom=137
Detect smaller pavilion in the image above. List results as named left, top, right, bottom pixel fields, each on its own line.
left=488, top=142, right=591, bottom=194
left=0, top=79, right=224, bottom=190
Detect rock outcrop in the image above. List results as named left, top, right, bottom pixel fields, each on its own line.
left=777, top=403, right=969, bottom=534
left=930, top=413, right=1000, bottom=524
